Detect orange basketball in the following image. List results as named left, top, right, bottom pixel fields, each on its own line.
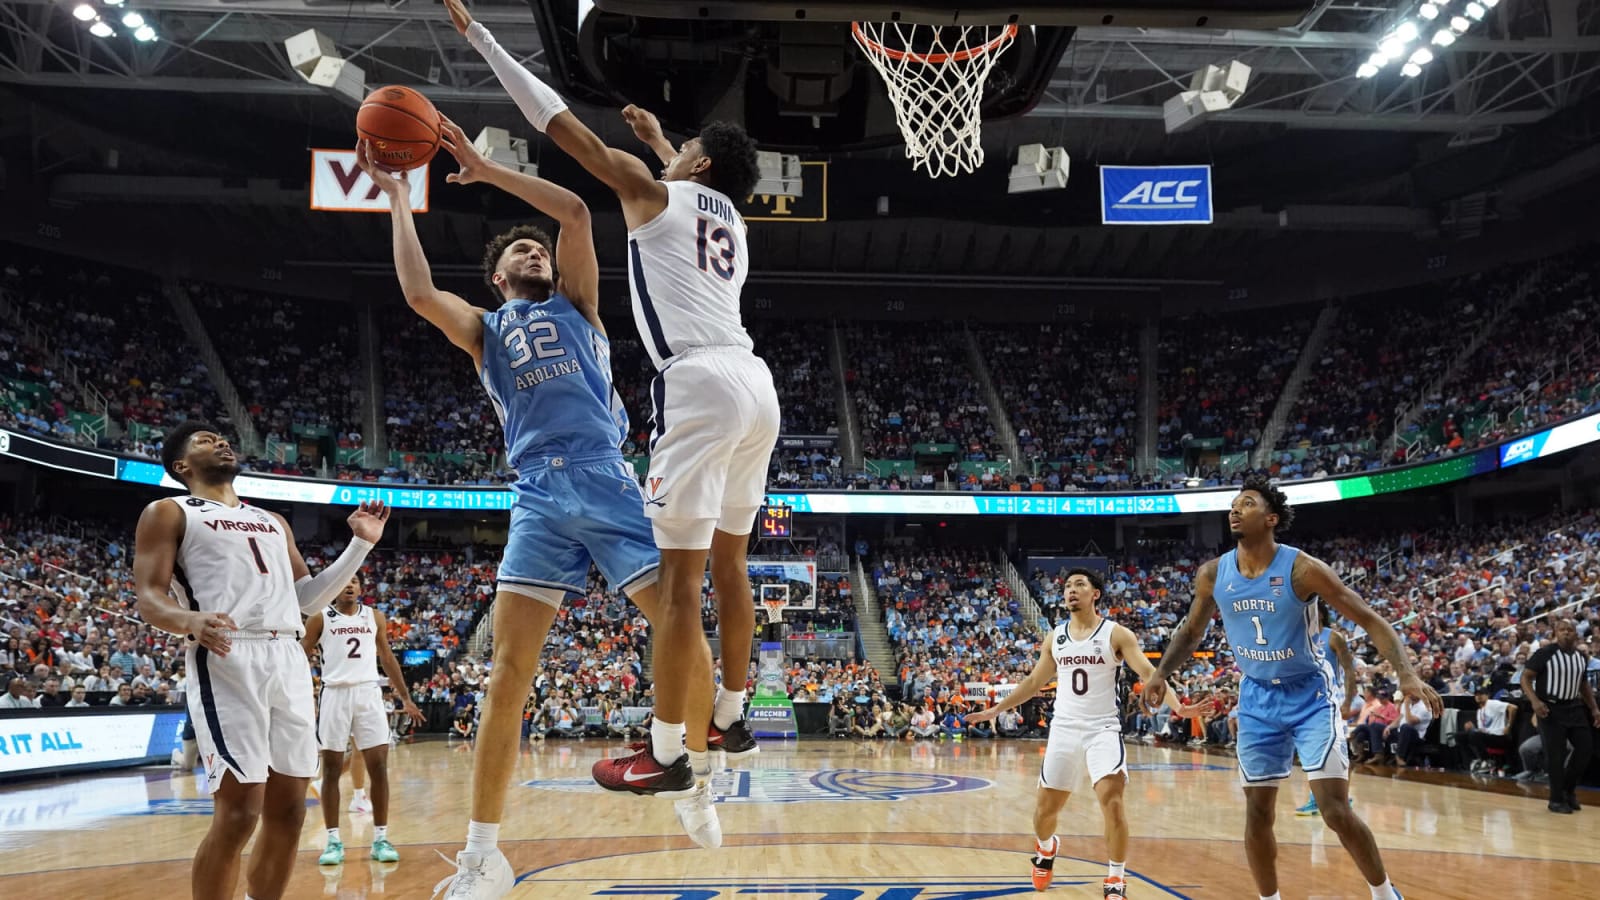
left=356, top=85, right=441, bottom=171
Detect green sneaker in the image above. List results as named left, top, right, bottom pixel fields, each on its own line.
left=318, top=839, right=345, bottom=866
left=370, top=838, right=400, bottom=863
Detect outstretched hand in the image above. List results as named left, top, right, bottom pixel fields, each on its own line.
left=621, top=105, right=664, bottom=145
left=355, top=140, right=407, bottom=197
left=439, top=116, right=495, bottom=186
left=347, top=500, right=390, bottom=544
left=443, top=0, right=474, bottom=36
left=1398, top=672, right=1444, bottom=718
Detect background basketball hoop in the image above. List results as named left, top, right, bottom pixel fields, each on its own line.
left=851, top=20, right=1019, bottom=178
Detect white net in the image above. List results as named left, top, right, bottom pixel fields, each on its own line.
left=851, top=21, right=1018, bottom=178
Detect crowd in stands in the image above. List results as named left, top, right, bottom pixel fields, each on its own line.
left=1401, top=245, right=1600, bottom=460
left=377, top=307, right=509, bottom=483
left=0, top=515, right=185, bottom=709
left=976, top=322, right=1139, bottom=490
left=1, top=246, right=229, bottom=448
left=189, top=283, right=364, bottom=452
left=1158, top=310, right=1311, bottom=456
left=873, top=547, right=1036, bottom=714
left=847, top=324, right=999, bottom=463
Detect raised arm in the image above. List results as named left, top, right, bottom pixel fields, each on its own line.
left=1295, top=552, right=1443, bottom=717
left=622, top=105, right=680, bottom=166
left=132, top=499, right=236, bottom=657
left=270, top=503, right=388, bottom=616
left=444, top=0, right=668, bottom=226
left=1145, top=559, right=1220, bottom=710
left=355, top=140, right=487, bottom=366
left=437, top=117, right=601, bottom=331
left=964, top=640, right=1057, bottom=723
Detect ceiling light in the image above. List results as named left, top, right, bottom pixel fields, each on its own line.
left=1465, top=2, right=1486, bottom=19
left=1450, top=15, right=1470, bottom=31
left=89, top=21, right=113, bottom=37
left=1433, top=29, right=1457, bottom=46
left=1357, top=62, right=1380, bottom=79
left=73, top=3, right=96, bottom=21
left=104, top=0, right=125, bottom=5
left=1401, top=62, right=1422, bottom=77
left=1481, top=0, right=1499, bottom=7
left=1379, top=35, right=1410, bottom=58
left=1409, top=47, right=1435, bottom=65
left=1418, top=3, right=1441, bottom=19
left=1396, top=20, right=1420, bottom=42
left=135, top=25, right=156, bottom=41
left=121, top=11, right=142, bottom=27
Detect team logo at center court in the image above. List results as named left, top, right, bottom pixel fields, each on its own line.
left=643, top=476, right=668, bottom=508
left=523, top=768, right=990, bottom=804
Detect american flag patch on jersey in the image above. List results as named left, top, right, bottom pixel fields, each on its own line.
left=1270, top=576, right=1284, bottom=586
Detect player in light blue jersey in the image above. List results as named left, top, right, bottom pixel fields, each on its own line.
left=1146, top=476, right=1441, bottom=900
left=1296, top=600, right=1357, bottom=817
left=358, top=121, right=718, bottom=900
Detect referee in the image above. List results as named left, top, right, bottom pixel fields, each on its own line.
left=1520, top=618, right=1600, bottom=814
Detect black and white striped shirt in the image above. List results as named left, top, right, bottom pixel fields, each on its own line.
left=1527, top=644, right=1588, bottom=703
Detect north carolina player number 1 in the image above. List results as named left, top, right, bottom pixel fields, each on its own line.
left=1251, top=615, right=1268, bottom=645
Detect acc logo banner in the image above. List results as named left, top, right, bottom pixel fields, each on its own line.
left=310, top=149, right=428, bottom=213
left=1099, top=165, right=1213, bottom=225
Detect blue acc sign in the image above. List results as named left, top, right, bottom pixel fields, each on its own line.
left=1100, top=165, right=1214, bottom=225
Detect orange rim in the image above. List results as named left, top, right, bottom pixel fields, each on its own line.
left=852, top=21, right=1018, bottom=65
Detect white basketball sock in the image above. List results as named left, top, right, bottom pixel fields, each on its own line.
left=1261, top=893, right=1281, bottom=900
left=1369, top=879, right=1395, bottom=900
left=465, top=820, right=499, bottom=856
left=373, top=825, right=388, bottom=843
left=713, top=688, right=747, bottom=730
left=1108, top=860, right=1125, bottom=879
left=1035, top=835, right=1058, bottom=857
left=652, top=720, right=686, bottom=766
left=327, top=827, right=340, bottom=844
left=687, top=748, right=711, bottom=778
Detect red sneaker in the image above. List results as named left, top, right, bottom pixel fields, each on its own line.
left=1031, top=836, right=1058, bottom=891
left=591, top=737, right=696, bottom=797
left=1103, top=876, right=1127, bottom=898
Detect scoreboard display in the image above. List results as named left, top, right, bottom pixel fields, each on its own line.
left=758, top=505, right=792, bottom=538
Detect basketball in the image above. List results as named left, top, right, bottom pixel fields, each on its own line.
left=356, top=85, right=441, bottom=171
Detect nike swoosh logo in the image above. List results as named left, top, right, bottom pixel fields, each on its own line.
left=622, top=766, right=660, bottom=782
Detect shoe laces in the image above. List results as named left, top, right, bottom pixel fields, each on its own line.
left=431, top=850, right=482, bottom=898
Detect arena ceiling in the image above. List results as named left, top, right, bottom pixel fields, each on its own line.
left=1, top=0, right=1598, bottom=287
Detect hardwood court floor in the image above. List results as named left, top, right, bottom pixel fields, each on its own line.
left=1, top=738, right=1595, bottom=898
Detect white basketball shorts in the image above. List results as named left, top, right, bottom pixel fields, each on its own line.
left=318, top=682, right=391, bottom=752
left=186, top=637, right=318, bottom=794
left=644, top=347, right=781, bottom=549
left=1039, top=727, right=1127, bottom=791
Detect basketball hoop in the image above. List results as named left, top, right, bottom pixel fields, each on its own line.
left=851, top=20, right=1019, bottom=178
left=760, top=596, right=787, bottom=626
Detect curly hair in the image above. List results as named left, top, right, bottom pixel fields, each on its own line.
left=696, top=121, right=761, bottom=201
left=162, top=420, right=222, bottom=484
left=1239, top=474, right=1295, bottom=533
left=481, top=224, right=554, bottom=302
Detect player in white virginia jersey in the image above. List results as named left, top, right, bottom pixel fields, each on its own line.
left=304, top=576, right=424, bottom=866
left=445, top=0, right=778, bottom=818
left=132, top=421, right=388, bottom=900
left=967, top=569, right=1174, bottom=899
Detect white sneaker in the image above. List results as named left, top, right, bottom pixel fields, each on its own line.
left=432, top=849, right=514, bottom=899
left=350, top=794, right=373, bottom=814
left=673, top=779, right=723, bottom=849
